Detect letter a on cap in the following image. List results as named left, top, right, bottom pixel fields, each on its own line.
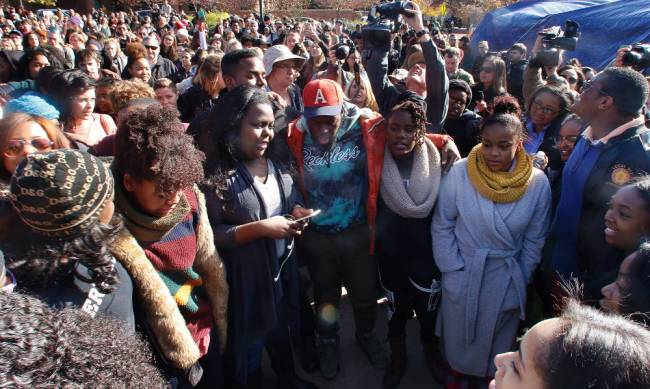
left=314, top=88, right=327, bottom=105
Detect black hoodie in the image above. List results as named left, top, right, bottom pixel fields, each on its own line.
left=443, top=109, right=483, bottom=157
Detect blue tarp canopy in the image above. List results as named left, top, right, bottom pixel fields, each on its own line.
left=470, top=0, right=650, bottom=69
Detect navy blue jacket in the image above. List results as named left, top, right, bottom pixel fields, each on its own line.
left=544, top=123, right=650, bottom=301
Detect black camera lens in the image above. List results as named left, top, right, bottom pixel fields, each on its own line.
left=335, top=44, right=351, bottom=60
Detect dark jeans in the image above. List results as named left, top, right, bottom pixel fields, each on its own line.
left=383, top=276, right=436, bottom=341
left=229, top=300, right=296, bottom=388
left=299, top=224, right=378, bottom=338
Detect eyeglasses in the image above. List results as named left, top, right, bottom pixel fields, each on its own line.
left=274, top=62, right=299, bottom=71
left=561, top=74, right=578, bottom=84
left=532, top=100, right=560, bottom=115
left=145, top=45, right=159, bottom=50
left=480, top=66, right=495, bottom=73
left=582, top=80, right=609, bottom=96
left=4, top=138, right=53, bottom=156
left=554, top=135, right=579, bottom=145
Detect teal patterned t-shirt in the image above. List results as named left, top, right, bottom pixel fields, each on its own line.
left=301, top=108, right=368, bottom=233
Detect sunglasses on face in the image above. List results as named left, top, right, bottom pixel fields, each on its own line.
left=145, top=45, right=158, bottom=50
left=480, top=66, right=495, bottom=73
left=5, top=138, right=53, bottom=156
left=561, top=73, right=578, bottom=84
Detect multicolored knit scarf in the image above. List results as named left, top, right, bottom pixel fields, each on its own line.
left=114, top=179, right=213, bottom=350
left=466, top=144, right=533, bottom=203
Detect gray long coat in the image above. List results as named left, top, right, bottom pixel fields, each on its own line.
left=431, top=159, right=551, bottom=377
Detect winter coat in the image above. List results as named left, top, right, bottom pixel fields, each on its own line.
left=110, top=186, right=228, bottom=372
left=432, top=159, right=551, bottom=376
left=178, top=84, right=219, bottom=123
left=443, top=109, right=482, bottom=157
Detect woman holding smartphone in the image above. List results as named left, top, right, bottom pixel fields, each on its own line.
left=201, top=86, right=317, bottom=389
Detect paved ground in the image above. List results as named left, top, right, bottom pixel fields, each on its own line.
left=263, top=294, right=442, bottom=389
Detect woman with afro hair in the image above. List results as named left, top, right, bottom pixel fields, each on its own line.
left=110, top=103, right=228, bottom=388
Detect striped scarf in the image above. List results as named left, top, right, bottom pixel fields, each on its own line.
left=114, top=182, right=213, bottom=353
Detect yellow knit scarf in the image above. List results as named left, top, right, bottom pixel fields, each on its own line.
left=466, top=144, right=533, bottom=203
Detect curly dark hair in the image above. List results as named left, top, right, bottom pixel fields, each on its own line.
left=114, top=104, right=205, bottom=195
left=492, top=94, right=522, bottom=117
left=201, top=85, right=273, bottom=198
left=3, top=211, right=123, bottom=294
left=389, top=99, right=427, bottom=146
left=0, top=292, right=166, bottom=388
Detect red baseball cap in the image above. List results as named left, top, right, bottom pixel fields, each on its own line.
left=303, top=79, right=344, bottom=119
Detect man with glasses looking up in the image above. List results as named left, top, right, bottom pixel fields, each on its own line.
left=142, top=35, right=178, bottom=82
left=546, top=67, right=650, bottom=308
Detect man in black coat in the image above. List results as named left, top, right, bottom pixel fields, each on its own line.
left=365, top=3, right=461, bottom=171
left=143, top=35, right=178, bottom=82
left=507, top=43, right=528, bottom=105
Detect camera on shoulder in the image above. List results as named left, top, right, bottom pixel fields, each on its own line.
left=362, top=1, right=413, bottom=50
left=530, top=20, right=580, bottom=68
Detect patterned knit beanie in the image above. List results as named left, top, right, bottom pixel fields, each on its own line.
left=10, top=150, right=114, bottom=239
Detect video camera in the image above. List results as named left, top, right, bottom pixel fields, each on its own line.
left=488, top=50, right=509, bottom=63
left=332, top=39, right=356, bottom=61
left=332, top=39, right=362, bottom=85
left=363, top=1, right=413, bottom=50
left=531, top=20, right=580, bottom=67
left=622, top=44, right=650, bottom=70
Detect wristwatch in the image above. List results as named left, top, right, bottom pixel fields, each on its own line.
left=415, top=29, right=429, bottom=38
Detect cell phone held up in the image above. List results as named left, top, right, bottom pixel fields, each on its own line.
left=284, top=209, right=322, bottom=224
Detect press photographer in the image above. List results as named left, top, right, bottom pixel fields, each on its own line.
left=523, top=23, right=579, bottom=109
left=364, top=0, right=449, bottom=134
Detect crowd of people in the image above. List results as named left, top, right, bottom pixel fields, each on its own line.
left=0, top=2, right=649, bottom=389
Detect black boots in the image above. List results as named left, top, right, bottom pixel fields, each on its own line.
left=382, top=336, right=408, bottom=389
left=422, top=338, right=446, bottom=386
